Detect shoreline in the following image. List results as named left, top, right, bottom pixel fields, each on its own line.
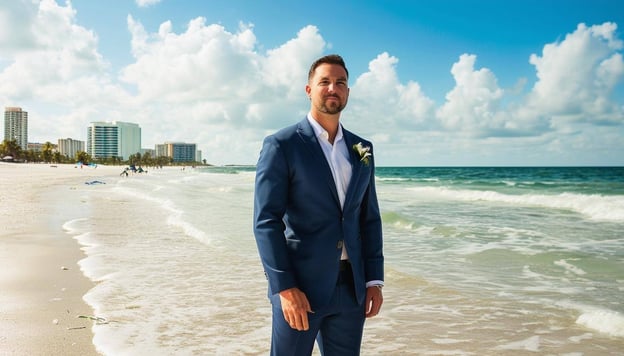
left=0, top=163, right=124, bottom=355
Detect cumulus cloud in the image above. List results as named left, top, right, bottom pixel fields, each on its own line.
left=136, top=0, right=161, bottom=8
left=348, top=52, right=435, bottom=135
left=434, top=22, right=624, bottom=140
left=119, top=17, right=327, bottom=162
left=0, top=0, right=124, bottom=139
left=436, top=54, right=505, bottom=136
left=123, top=16, right=261, bottom=104
left=527, top=22, right=624, bottom=125
left=0, top=0, right=39, bottom=56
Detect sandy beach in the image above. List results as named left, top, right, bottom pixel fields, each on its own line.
left=0, top=162, right=122, bottom=356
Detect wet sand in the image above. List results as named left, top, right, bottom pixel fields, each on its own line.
left=0, top=162, right=122, bottom=355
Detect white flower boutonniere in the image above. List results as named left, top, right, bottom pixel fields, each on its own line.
left=353, top=142, right=372, bottom=166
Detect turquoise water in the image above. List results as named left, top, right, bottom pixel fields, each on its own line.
left=68, top=166, right=624, bottom=354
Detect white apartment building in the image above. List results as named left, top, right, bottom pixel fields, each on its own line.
left=58, top=138, right=85, bottom=159
left=4, top=107, right=28, bottom=150
left=87, top=121, right=141, bottom=160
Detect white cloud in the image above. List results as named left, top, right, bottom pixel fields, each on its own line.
left=347, top=52, right=435, bottom=136
left=527, top=22, right=624, bottom=124
left=0, top=0, right=126, bottom=141
left=0, top=0, right=39, bottom=56
left=436, top=54, right=505, bottom=136
left=433, top=23, right=624, bottom=141
left=136, top=0, right=161, bottom=8
left=123, top=16, right=260, bottom=103
left=118, top=17, right=328, bottom=163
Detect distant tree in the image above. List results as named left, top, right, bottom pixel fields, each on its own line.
left=41, top=141, right=54, bottom=163
left=23, top=149, right=39, bottom=163
left=75, top=151, right=90, bottom=164
left=154, top=155, right=171, bottom=167
left=128, top=152, right=142, bottom=166
left=141, top=152, right=152, bottom=166
left=52, top=151, right=62, bottom=163
left=0, top=139, right=22, bottom=159
left=108, top=155, right=122, bottom=165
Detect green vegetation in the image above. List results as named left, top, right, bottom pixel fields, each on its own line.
left=0, top=139, right=208, bottom=166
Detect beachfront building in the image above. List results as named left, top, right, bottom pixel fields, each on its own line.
left=140, top=147, right=156, bottom=158
left=155, top=142, right=199, bottom=163
left=87, top=121, right=141, bottom=160
left=26, top=142, right=55, bottom=152
left=58, top=138, right=85, bottom=159
left=4, top=107, right=28, bottom=150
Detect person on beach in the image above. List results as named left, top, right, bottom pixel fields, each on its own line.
left=253, top=54, right=384, bottom=355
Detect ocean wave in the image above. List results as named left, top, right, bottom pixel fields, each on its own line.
left=577, top=309, right=624, bottom=338
left=111, top=184, right=211, bottom=244
left=405, top=187, right=624, bottom=222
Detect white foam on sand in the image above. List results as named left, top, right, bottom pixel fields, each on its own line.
left=495, top=335, right=541, bottom=352
left=576, top=309, right=624, bottom=337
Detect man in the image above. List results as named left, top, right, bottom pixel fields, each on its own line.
left=253, top=54, right=384, bottom=356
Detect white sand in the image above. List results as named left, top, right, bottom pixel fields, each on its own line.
left=0, top=162, right=124, bottom=355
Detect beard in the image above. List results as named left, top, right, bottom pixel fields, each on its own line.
left=317, top=96, right=347, bottom=115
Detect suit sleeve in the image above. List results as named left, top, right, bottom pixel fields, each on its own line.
left=360, top=146, right=384, bottom=283
left=253, top=136, right=297, bottom=295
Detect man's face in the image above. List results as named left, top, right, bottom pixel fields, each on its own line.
left=306, top=63, right=349, bottom=115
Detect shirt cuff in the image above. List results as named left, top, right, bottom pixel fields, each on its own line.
left=366, top=280, right=384, bottom=288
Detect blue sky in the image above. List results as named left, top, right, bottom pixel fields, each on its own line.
left=1, top=0, right=623, bottom=166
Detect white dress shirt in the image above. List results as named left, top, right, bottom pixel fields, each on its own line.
left=307, top=114, right=384, bottom=289
left=307, top=114, right=351, bottom=260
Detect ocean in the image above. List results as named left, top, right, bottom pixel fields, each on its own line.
left=64, top=166, right=624, bottom=355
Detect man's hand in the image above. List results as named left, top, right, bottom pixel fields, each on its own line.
left=365, top=286, right=383, bottom=318
left=279, top=287, right=313, bottom=330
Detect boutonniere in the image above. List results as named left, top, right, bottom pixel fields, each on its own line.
left=352, top=142, right=372, bottom=166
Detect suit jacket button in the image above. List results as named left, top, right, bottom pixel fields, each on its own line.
left=337, top=240, right=343, bottom=249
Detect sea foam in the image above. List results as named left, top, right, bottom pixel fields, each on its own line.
left=576, top=309, right=624, bottom=337
left=406, top=186, right=624, bottom=221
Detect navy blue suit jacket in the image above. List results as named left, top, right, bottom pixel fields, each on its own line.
left=253, top=118, right=384, bottom=310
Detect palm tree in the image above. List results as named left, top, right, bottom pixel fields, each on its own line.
left=41, top=141, right=54, bottom=163
left=0, top=139, right=22, bottom=160
left=76, top=151, right=91, bottom=165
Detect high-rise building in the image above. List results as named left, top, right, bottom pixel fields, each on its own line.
left=58, top=138, right=85, bottom=159
left=87, top=121, right=141, bottom=160
left=4, top=107, right=28, bottom=150
left=155, top=142, right=198, bottom=162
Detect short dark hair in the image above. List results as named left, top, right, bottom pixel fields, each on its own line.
left=308, top=54, right=349, bottom=82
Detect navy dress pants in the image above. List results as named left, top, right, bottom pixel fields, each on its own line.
left=269, top=263, right=366, bottom=356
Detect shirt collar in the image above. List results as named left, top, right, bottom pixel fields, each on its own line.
left=307, top=113, right=343, bottom=142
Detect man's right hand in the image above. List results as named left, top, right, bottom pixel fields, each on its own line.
left=279, top=287, right=313, bottom=331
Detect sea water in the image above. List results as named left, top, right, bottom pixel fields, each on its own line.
left=63, top=166, right=624, bottom=355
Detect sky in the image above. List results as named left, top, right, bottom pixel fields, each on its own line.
left=1, top=0, right=623, bottom=166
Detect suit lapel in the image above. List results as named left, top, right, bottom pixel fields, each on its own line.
left=343, top=128, right=363, bottom=208
left=296, top=119, right=341, bottom=207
